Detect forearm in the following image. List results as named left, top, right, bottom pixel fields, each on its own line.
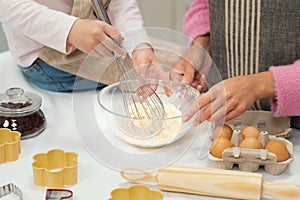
left=193, top=35, right=211, bottom=54
left=183, top=0, right=211, bottom=75
left=251, top=71, right=275, bottom=100
left=0, top=0, right=77, bottom=53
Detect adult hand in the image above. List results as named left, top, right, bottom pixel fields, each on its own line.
left=183, top=72, right=275, bottom=125
left=132, top=43, right=171, bottom=96
left=67, top=19, right=124, bottom=57
left=171, top=51, right=206, bottom=92
left=170, top=35, right=211, bottom=93
left=131, top=43, right=157, bottom=69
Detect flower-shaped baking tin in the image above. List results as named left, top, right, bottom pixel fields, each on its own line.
left=109, top=184, right=164, bottom=200
left=32, top=149, right=78, bottom=188
left=0, top=128, right=21, bottom=164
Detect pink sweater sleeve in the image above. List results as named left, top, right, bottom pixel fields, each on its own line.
left=183, top=0, right=210, bottom=45
left=270, top=59, right=300, bottom=117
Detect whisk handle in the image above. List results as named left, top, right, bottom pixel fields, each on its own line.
left=91, top=0, right=112, bottom=25
left=91, top=0, right=127, bottom=58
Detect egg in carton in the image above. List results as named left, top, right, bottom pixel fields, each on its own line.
left=208, top=110, right=293, bottom=175
left=209, top=127, right=294, bottom=175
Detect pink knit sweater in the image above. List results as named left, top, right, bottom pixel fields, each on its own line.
left=184, top=0, right=300, bottom=117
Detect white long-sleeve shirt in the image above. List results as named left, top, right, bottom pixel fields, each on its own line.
left=0, top=0, right=150, bottom=66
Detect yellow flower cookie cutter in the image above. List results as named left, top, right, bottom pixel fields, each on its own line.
left=109, top=184, right=164, bottom=200
left=32, top=149, right=78, bottom=188
left=0, top=128, right=21, bottom=164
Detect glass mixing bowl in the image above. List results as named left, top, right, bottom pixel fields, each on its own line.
left=97, top=79, right=200, bottom=148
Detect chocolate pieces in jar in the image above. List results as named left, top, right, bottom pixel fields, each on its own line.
left=0, top=88, right=46, bottom=139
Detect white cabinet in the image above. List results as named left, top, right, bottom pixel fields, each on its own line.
left=0, top=24, right=8, bottom=52
left=137, top=0, right=192, bottom=32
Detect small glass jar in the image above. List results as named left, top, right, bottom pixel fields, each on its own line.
left=0, top=87, right=46, bottom=139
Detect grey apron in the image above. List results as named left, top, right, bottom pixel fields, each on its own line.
left=208, top=0, right=300, bottom=128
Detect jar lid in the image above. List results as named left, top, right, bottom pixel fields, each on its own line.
left=0, top=87, right=42, bottom=116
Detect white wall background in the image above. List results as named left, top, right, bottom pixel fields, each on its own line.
left=0, top=0, right=192, bottom=53
left=137, top=0, right=192, bottom=32
left=0, top=24, right=8, bottom=52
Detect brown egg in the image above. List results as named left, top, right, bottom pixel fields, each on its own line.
left=212, top=124, right=233, bottom=141
left=265, top=140, right=289, bottom=162
left=239, top=137, right=262, bottom=149
left=210, top=137, right=233, bottom=158
left=241, top=126, right=260, bottom=139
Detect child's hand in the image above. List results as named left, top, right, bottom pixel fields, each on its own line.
left=67, top=19, right=124, bottom=57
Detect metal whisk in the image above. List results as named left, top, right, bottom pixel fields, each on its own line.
left=91, top=0, right=165, bottom=138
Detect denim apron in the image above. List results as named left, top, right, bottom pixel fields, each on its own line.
left=207, top=0, right=300, bottom=128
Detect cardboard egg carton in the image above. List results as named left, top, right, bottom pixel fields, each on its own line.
left=208, top=111, right=294, bottom=175
left=226, top=110, right=292, bottom=138
left=208, top=122, right=294, bottom=175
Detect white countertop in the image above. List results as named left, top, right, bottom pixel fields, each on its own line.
left=1, top=51, right=300, bottom=200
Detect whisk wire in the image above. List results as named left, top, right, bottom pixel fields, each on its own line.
left=92, top=0, right=165, bottom=138
left=118, top=55, right=165, bottom=119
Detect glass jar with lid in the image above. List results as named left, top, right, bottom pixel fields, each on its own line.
left=0, top=87, right=46, bottom=139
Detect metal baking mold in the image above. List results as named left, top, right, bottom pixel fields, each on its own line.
left=0, top=128, right=21, bottom=164
left=45, top=188, right=73, bottom=200
left=0, top=183, right=23, bottom=199
left=32, top=149, right=78, bottom=188
left=109, top=184, right=164, bottom=200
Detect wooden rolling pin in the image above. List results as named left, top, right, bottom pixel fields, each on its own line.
left=121, top=165, right=300, bottom=200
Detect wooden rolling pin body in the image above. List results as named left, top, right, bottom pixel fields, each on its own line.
left=157, top=166, right=262, bottom=200
left=121, top=165, right=300, bottom=200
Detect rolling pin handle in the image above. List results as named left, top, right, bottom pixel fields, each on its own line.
left=263, top=181, right=300, bottom=200
left=121, top=168, right=158, bottom=183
